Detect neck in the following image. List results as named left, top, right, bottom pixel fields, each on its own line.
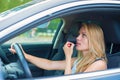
left=82, top=50, right=89, bottom=56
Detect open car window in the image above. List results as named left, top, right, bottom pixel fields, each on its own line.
left=4, top=18, right=62, bottom=44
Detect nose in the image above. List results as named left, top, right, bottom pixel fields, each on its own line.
left=76, top=34, right=81, bottom=41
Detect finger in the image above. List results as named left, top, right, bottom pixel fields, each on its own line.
left=9, top=48, right=16, bottom=54
left=67, top=43, right=72, bottom=47
left=11, top=43, right=15, bottom=49
left=71, top=43, right=75, bottom=48
left=67, top=42, right=74, bottom=48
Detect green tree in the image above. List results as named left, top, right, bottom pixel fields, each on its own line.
left=0, top=0, right=31, bottom=13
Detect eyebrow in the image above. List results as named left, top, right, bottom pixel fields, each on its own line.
left=79, top=30, right=86, bottom=34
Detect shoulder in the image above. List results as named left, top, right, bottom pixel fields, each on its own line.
left=84, top=60, right=107, bottom=72
left=92, top=60, right=107, bottom=68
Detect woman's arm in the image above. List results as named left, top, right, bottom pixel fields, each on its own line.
left=63, top=42, right=75, bottom=75
left=10, top=43, right=76, bottom=71
left=10, top=44, right=66, bottom=70
left=25, top=53, right=76, bottom=71
left=64, top=57, right=76, bottom=75
left=25, top=53, right=66, bottom=70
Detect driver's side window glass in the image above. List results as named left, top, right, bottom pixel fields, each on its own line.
left=5, top=18, right=62, bottom=44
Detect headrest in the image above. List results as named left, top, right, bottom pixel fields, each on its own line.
left=67, top=20, right=120, bottom=44
left=66, top=22, right=81, bottom=44
left=102, top=21, right=120, bottom=43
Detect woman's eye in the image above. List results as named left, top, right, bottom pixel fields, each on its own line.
left=82, top=34, right=86, bottom=38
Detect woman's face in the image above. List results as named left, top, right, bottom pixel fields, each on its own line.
left=76, top=27, right=89, bottom=53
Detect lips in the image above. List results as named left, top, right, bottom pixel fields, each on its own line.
left=76, top=42, right=81, bottom=46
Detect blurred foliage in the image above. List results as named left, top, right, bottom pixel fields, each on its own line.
left=0, top=0, right=31, bottom=13
left=19, top=18, right=62, bottom=38
left=36, top=18, right=62, bottom=33
left=48, top=18, right=61, bottom=30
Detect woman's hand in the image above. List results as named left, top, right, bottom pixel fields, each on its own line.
left=9, top=43, right=26, bottom=55
left=9, top=43, right=16, bottom=54
left=63, top=42, right=75, bottom=75
left=63, top=41, right=75, bottom=58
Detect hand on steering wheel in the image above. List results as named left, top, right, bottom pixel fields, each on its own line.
left=10, top=43, right=32, bottom=78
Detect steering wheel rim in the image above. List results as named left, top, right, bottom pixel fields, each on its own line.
left=13, top=43, right=32, bottom=78
left=0, top=58, right=4, bottom=80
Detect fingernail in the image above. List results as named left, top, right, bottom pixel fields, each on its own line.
left=67, top=43, right=71, bottom=47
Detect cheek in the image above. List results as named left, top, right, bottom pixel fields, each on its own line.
left=84, top=39, right=89, bottom=49
left=76, top=39, right=89, bottom=50
left=82, top=43, right=89, bottom=50
left=84, top=39, right=89, bottom=47
left=84, top=43, right=89, bottom=50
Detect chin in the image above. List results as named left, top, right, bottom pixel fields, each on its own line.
left=76, top=47, right=82, bottom=51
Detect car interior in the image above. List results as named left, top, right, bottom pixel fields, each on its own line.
left=0, top=3, right=120, bottom=79
left=33, top=7, right=120, bottom=77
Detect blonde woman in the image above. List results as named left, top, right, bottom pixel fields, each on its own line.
left=10, top=23, right=107, bottom=75
left=64, top=23, right=107, bottom=74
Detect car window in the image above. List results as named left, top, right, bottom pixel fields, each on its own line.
left=5, top=18, right=62, bottom=44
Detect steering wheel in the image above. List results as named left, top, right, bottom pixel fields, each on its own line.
left=13, top=43, right=32, bottom=78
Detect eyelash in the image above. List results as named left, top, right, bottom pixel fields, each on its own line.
left=82, top=33, right=86, bottom=38
left=77, top=32, right=87, bottom=38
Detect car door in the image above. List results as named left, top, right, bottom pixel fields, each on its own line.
left=1, top=0, right=120, bottom=79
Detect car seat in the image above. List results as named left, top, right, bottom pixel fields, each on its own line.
left=107, top=52, right=120, bottom=69
left=106, top=43, right=120, bottom=69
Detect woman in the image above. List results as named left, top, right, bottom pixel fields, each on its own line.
left=10, top=23, right=107, bottom=75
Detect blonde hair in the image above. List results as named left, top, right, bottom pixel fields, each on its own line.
left=76, top=23, right=107, bottom=73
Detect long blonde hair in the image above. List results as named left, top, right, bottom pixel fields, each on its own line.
left=76, top=23, right=107, bottom=73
